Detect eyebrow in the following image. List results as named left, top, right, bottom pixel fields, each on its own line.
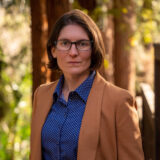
left=57, top=39, right=90, bottom=41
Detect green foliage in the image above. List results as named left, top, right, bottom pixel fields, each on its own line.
left=136, top=0, right=160, bottom=45
left=0, top=3, right=31, bottom=160
left=0, top=0, right=29, bottom=10
left=72, top=0, right=107, bottom=28
left=72, top=1, right=89, bottom=15
left=0, top=48, right=10, bottom=121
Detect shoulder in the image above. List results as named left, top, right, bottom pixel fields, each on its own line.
left=95, top=73, right=134, bottom=106
left=38, top=81, right=58, bottom=90
left=106, top=82, right=133, bottom=104
left=96, top=73, right=133, bottom=99
left=34, top=80, right=58, bottom=97
left=96, top=74, right=138, bottom=127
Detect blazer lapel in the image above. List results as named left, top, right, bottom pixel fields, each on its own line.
left=77, top=73, right=106, bottom=160
left=37, top=82, right=58, bottom=129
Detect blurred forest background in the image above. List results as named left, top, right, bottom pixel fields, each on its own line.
left=0, top=0, right=160, bottom=159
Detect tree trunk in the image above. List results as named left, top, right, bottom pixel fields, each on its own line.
left=113, top=0, right=136, bottom=94
left=46, top=0, right=70, bottom=36
left=102, top=1, right=114, bottom=82
left=31, top=0, right=70, bottom=94
left=78, top=0, right=96, bottom=13
left=31, top=0, right=49, bottom=94
left=46, top=0, right=70, bottom=81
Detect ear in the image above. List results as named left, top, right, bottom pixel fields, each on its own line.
left=51, top=47, right=57, bottom=58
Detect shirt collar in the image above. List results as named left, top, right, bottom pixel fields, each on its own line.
left=53, top=71, right=96, bottom=103
left=53, top=75, right=64, bottom=101
left=75, top=71, right=96, bottom=103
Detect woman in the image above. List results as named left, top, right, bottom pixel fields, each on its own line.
left=30, top=9, right=144, bottom=160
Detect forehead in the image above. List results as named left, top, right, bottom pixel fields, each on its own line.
left=58, top=24, right=89, bottom=40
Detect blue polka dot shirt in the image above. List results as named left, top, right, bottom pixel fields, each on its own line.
left=41, top=71, right=96, bottom=160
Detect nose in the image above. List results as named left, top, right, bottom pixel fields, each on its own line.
left=68, top=43, right=79, bottom=57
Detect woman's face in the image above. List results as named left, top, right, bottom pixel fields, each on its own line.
left=51, top=24, right=92, bottom=78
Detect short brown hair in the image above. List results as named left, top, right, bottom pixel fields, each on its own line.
left=47, top=9, right=105, bottom=71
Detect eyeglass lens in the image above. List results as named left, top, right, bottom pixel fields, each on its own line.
left=56, top=40, right=92, bottom=51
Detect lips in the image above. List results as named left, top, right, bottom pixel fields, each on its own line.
left=68, top=61, right=81, bottom=64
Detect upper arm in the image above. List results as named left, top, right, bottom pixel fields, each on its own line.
left=116, top=94, right=144, bottom=160
left=32, top=86, right=40, bottom=116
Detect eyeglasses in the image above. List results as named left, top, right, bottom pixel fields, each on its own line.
left=54, top=40, right=93, bottom=51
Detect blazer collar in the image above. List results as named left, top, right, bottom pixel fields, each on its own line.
left=77, top=72, right=106, bottom=160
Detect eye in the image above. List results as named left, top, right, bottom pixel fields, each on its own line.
left=59, top=40, right=70, bottom=46
left=78, top=40, right=90, bottom=47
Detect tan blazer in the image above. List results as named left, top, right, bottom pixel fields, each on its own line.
left=30, top=72, right=144, bottom=160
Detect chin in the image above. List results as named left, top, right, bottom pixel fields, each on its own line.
left=64, top=68, right=90, bottom=77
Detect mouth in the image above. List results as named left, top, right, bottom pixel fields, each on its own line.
left=68, top=61, right=81, bottom=64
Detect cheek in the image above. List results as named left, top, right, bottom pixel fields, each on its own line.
left=56, top=54, right=66, bottom=68
left=83, top=52, right=92, bottom=63
left=56, top=56, right=62, bottom=66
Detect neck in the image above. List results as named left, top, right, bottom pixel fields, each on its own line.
left=62, top=71, right=90, bottom=101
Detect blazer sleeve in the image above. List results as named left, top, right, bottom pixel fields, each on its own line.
left=32, top=87, right=39, bottom=116
left=30, top=86, right=41, bottom=160
left=116, top=94, right=144, bottom=160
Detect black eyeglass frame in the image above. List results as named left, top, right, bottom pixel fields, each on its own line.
left=54, top=40, right=93, bottom=51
